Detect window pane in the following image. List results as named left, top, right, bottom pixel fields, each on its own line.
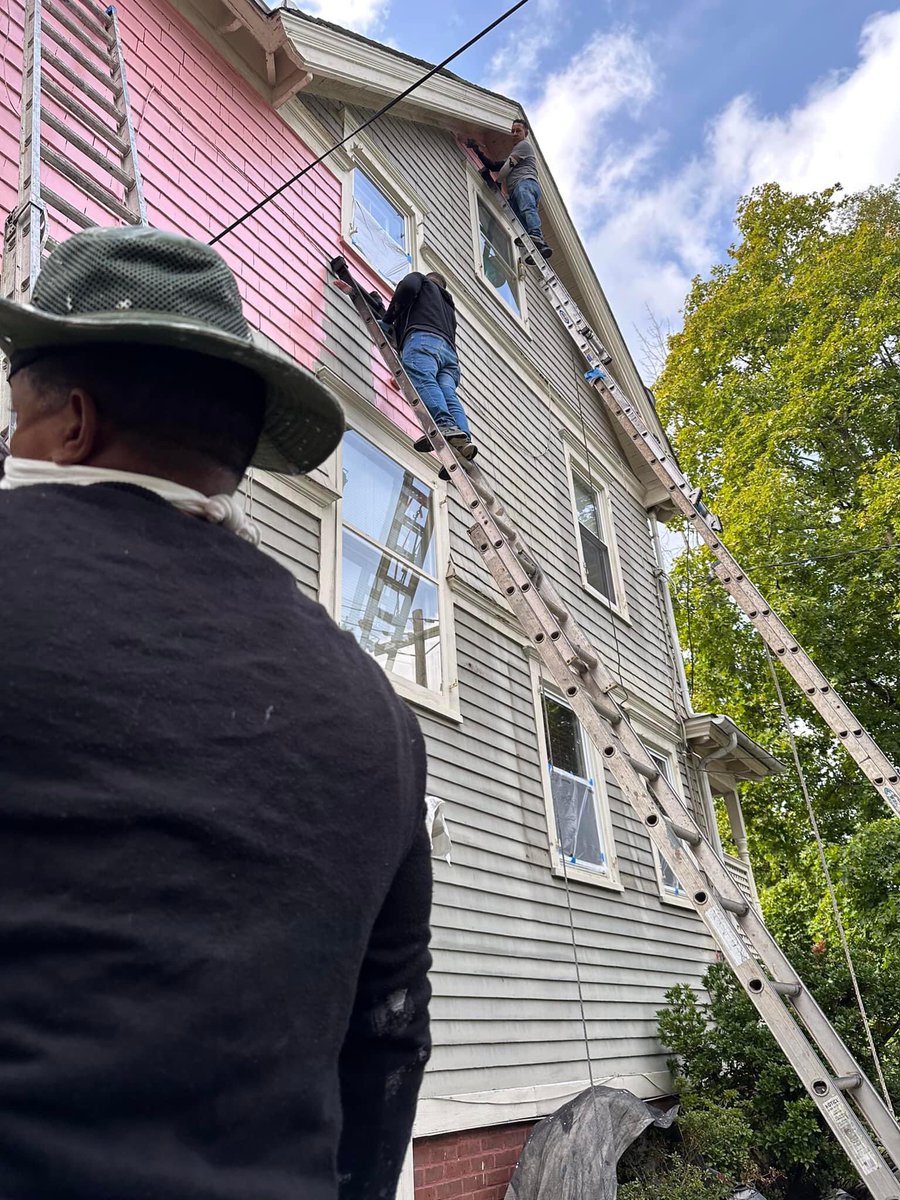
left=341, top=528, right=441, bottom=691
left=572, top=471, right=601, bottom=538
left=578, top=526, right=615, bottom=601
left=549, top=770, right=608, bottom=873
left=342, top=431, right=436, bottom=576
left=351, top=169, right=410, bottom=285
left=647, top=750, right=687, bottom=897
left=542, top=694, right=587, bottom=779
left=477, top=199, right=520, bottom=315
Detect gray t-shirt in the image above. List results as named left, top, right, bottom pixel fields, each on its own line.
left=504, top=138, right=539, bottom=190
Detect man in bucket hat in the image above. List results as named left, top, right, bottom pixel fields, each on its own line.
left=0, top=225, right=432, bottom=1200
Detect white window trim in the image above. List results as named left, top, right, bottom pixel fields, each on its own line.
left=562, top=443, right=630, bottom=621
left=639, top=736, right=695, bottom=910
left=340, top=138, right=424, bottom=288
left=465, top=172, right=530, bottom=331
left=243, top=467, right=339, bottom=614
left=528, top=657, right=622, bottom=891
left=335, top=402, right=461, bottom=722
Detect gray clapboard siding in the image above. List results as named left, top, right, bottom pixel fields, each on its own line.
left=239, top=474, right=320, bottom=599
left=415, top=605, right=712, bottom=1100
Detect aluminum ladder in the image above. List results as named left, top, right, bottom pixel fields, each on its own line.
left=330, top=254, right=900, bottom=1197
left=466, top=160, right=900, bottom=823
left=1, top=0, right=146, bottom=437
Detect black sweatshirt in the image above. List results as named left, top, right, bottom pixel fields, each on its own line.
left=384, top=272, right=457, bottom=351
left=0, top=482, right=432, bottom=1200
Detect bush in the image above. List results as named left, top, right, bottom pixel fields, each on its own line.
left=657, top=966, right=855, bottom=1198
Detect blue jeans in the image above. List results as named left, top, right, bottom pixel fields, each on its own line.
left=402, top=331, right=470, bottom=436
left=509, top=178, right=544, bottom=242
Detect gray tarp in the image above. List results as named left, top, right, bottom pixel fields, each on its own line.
left=505, top=1085, right=678, bottom=1200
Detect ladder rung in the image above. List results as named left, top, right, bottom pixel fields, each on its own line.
left=772, top=980, right=802, bottom=997
left=629, top=756, right=659, bottom=783
left=40, top=145, right=135, bottom=222
left=43, top=77, right=127, bottom=152
left=834, top=1074, right=862, bottom=1093
left=669, top=820, right=702, bottom=846
left=53, top=0, right=112, bottom=43
left=41, top=187, right=97, bottom=230
left=42, top=48, right=120, bottom=119
left=45, top=0, right=112, bottom=66
left=41, top=111, right=130, bottom=185
left=718, top=893, right=750, bottom=916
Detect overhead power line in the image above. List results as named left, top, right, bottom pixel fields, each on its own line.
left=209, top=0, right=532, bottom=246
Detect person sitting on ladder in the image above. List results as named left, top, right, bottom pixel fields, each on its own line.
left=468, top=117, right=552, bottom=258
left=382, top=269, right=477, bottom=461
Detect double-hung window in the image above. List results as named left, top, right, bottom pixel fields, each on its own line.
left=570, top=467, right=618, bottom=605
left=476, top=196, right=523, bottom=317
left=350, top=167, right=411, bottom=285
left=340, top=429, right=446, bottom=699
left=647, top=748, right=692, bottom=905
left=541, top=689, right=615, bottom=880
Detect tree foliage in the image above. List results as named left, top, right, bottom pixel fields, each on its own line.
left=655, top=179, right=900, bottom=879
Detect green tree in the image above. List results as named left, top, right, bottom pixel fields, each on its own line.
left=655, top=180, right=900, bottom=879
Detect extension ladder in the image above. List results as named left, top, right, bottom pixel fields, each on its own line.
left=472, top=164, right=900, bottom=824
left=0, top=0, right=146, bottom=437
left=331, top=254, right=900, bottom=1197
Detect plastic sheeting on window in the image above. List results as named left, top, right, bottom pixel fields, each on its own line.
left=425, top=795, right=452, bottom=863
left=351, top=199, right=411, bottom=285
left=549, top=770, right=606, bottom=870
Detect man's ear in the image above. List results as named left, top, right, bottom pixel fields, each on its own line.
left=52, top=389, right=99, bottom=465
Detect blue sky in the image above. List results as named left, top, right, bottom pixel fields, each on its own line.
left=297, top=0, right=900, bottom=374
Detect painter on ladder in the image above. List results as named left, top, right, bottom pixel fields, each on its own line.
left=468, top=117, right=552, bottom=258
left=381, top=268, right=478, bottom=462
left=0, top=225, right=432, bottom=1200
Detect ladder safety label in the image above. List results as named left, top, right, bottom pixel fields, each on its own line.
left=706, top=908, right=749, bottom=966
left=821, top=1097, right=879, bottom=1174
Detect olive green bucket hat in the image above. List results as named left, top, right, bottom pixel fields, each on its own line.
left=0, top=225, right=345, bottom=474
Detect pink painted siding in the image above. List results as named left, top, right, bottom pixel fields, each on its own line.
left=0, top=0, right=414, bottom=436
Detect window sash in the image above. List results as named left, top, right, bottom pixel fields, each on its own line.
left=340, top=432, right=444, bottom=695
left=542, top=692, right=610, bottom=874
left=342, top=430, right=437, bottom=577
left=572, top=469, right=616, bottom=602
left=351, top=169, right=410, bottom=284
left=477, top=199, right=521, bottom=315
left=341, top=528, right=442, bottom=692
left=549, top=766, right=609, bottom=874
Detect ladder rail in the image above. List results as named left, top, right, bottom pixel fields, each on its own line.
left=331, top=255, right=900, bottom=1196
left=2, top=0, right=146, bottom=437
left=471, top=158, right=900, bottom=820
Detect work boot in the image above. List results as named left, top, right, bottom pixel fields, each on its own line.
left=439, top=441, right=478, bottom=481
left=413, top=427, right=468, bottom=452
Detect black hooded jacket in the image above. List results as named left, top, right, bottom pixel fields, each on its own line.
left=384, top=272, right=457, bottom=351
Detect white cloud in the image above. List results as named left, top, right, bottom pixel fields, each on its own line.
left=525, top=9, right=900, bottom=377
left=485, top=0, right=563, bottom=98
left=530, top=29, right=657, bottom=220
left=294, top=0, right=389, bottom=35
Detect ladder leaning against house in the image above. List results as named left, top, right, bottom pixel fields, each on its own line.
left=0, top=0, right=147, bottom=443
left=331, top=254, right=900, bottom=1198
left=469, top=157, right=900, bottom=826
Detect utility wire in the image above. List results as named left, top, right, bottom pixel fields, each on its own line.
left=209, top=0, right=532, bottom=246
left=764, top=646, right=895, bottom=1114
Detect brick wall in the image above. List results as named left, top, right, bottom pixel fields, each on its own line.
left=413, top=1122, right=537, bottom=1200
